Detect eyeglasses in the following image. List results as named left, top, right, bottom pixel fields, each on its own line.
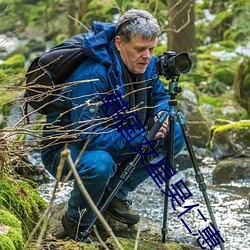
left=115, top=17, right=139, bottom=35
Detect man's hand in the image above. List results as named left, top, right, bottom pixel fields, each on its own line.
left=154, top=111, right=169, bottom=139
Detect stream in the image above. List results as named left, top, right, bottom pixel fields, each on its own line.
left=38, top=154, right=250, bottom=250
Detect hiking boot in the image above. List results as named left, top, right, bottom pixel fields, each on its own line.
left=61, top=213, right=97, bottom=243
left=105, top=196, right=140, bottom=225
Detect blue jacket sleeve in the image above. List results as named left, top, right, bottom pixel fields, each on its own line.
left=65, top=60, right=145, bottom=155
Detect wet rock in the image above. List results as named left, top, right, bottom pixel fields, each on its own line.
left=209, top=119, right=250, bottom=160
left=210, top=119, right=250, bottom=184
left=179, top=100, right=211, bottom=148
left=181, top=89, right=198, bottom=105
left=13, top=163, right=50, bottom=183
left=12, top=150, right=51, bottom=183
left=213, top=157, right=250, bottom=184
left=174, top=147, right=213, bottom=171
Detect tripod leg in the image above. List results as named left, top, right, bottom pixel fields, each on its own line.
left=81, top=158, right=139, bottom=240
left=177, top=112, right=225, bottom=250
left=161, top=178, right=169, bottom=243
left=162, top=114, right=175, bottom=243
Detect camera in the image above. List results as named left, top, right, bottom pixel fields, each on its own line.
left=156, top=51, right=192, bottom=79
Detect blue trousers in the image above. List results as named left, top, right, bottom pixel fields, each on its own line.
left=41, top=122, right=185, bottom=226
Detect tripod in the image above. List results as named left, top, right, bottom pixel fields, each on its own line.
left=81, top=111, right=168, bottom=241
left=81, top=76, right=224, bottom=250
left=162, top=76, right=225, bottom=250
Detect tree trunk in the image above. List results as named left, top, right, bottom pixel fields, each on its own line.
left=67, top=0, right=77, bottom=36
left=78, top=0, right=88, bottom=20
left=167, top=0, right=196, bottom=62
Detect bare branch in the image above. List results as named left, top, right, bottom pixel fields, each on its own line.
left=68, top=14, right=90, bottom=32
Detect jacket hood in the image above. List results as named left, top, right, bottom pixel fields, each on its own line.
left=82, top=21, right=116, bottom=65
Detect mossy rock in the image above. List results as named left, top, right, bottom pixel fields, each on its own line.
left=0, top=209, right=24, bottom=250
left=0, top=174, right=47, bottom=239
left=209, top=120, right=250, bottom=160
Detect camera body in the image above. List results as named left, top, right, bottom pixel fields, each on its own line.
left=156, top=51, right=192, bottom=79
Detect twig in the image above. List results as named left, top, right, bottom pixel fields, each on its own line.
left=134, top=220, right=142, bottom=250
left=61, top=148, right=124, bottom=250
left=68, top=14, right=89, bottom=31
left=93, top=225, right=110, bottom=250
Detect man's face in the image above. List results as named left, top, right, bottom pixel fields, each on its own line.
left=115, top=35, right=157, bottom=74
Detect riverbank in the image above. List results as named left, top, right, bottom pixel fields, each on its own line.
left=38, top=153, right=250, bottom=250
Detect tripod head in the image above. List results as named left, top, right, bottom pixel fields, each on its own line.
left=168, top=76, right=182, bottom=100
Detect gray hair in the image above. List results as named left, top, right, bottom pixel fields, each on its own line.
left=115, top=9, right=160, bottom=43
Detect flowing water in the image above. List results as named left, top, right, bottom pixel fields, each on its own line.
left=38, top=156, right=250, bottom=250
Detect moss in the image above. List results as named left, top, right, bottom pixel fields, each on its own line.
left=28, top=237, right=200, bottom=250
left=1, top=54, right=25, bottom=69
left=209, top=120, right=250, bottom=151
left=115, top=238, right=134, bottom=250
left=199, top=95, right=224, bottom=107
left=0, top=91, right=17, bottom=109
left=0, top=209, right=24, bottom=249
left=28, top=239, right=98, bottom=250
left=194, top=41, right=241, bottom=95
left=166, top=242, right=183, bottom=250
left=7, top=228, right=24, bottom=249
left=217, top=40, right=237, bottom=51
left=208, top=10, right=234, bottom=42
left=213, top=67, right=235, bottom=86
left=0, top=54, right=26, bottom=86
left=84, top=243, right=100, bottom=250
left=0, top=235, right=16, bottom=250
left=199, top=90, right=248, bottom=121
left=105, top=237, right=200, bottom=250
left=213, top=120, right=250, bottom=133
left=0, top=174, right=47, bottom=239
left=0, top=209, right=21, bottom=229
left=214, top=119, right=232, bottom=125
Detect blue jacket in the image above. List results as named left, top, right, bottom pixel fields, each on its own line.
left=44, top=21, right=170, bottom=156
